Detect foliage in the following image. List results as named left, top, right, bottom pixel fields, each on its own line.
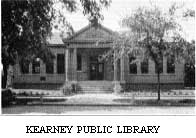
left=2, top=89, right=16, bottom=107
left=112, top=4, right=194, bottom=100
left=121, top=6, right=180, bottom=62
left=80, top=0, right=111, bottom=20
left=54, top=0, right=111, bottom=36
left=2, top=0, right=111, bottom=64
left=62, top=81, right=77, bottom=95
left=183, top=9, right=195, bottom=18
left=1, top=0, right=111, bottom=88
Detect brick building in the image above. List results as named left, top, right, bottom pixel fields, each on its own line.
left=12, top=23, right=184, bottom=92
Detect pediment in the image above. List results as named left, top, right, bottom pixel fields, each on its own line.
left=66, top=24, right=115, bottom=42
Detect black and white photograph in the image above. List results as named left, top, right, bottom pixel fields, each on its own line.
left=1, top=0, right=195, bottom=115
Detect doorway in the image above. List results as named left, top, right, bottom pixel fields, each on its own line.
left=89, top=56, right=104, bottom=80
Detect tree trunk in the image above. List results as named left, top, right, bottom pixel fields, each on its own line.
left=157, top=72, right=161, bottom=101
left=2, top=64, right=8, bottom=89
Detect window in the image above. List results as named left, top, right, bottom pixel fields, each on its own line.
left=167, top=56, right=175, bottom=73
left=20, top=59, right=29, bottom=74
left=77, top=54, right=82, bottom=71
left=155, top=57, right=163, bottom=74
left=46, top=61, right=54, bottom=74
left=141, top=58, right=149, bottom=74
left=32, top=58, right=40, bottom=74
left=57, top=54, right=65, bottom=74
left=129, top=56, right=137, bottom=74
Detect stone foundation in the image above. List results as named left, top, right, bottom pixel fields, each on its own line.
left=13, top=82, right=184, bottom=92
left=121, top=83, right=184, bottom=92
left=13, top=83, right=63, bottom=90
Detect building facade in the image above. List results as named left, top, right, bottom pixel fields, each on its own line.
left=12, top=23, right=185, bottom=92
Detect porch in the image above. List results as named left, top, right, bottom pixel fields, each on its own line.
left=66, top=47, right=125, bottom=83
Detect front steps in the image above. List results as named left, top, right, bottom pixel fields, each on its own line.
left=77, top=81, right=113, bottom=93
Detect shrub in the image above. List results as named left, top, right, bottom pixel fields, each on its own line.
left=62, top=82, right=78, bottom=95
left=2, top=89, right=16, bottom=107
left=113, top=82, right=122, bottom=93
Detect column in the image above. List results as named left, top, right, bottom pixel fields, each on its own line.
left=113, top=52, right=117, bottom=82
left=70, top=49, right=73, bottom=80
left=73, top=48, right=77, bottom=81
left=137, top=61, right=141, bottom=74
left=149, top=59, right=155, bottom=74
left=40, top=60, right=45, bottom=75
left=163, top=56, right=167, bottom=74
left=6, top=65, right=14, bottom=88
left=113, top=51, right=121, bottom=93
left=15, top=55, right=21, bottom=75
left=120, top=55, right=125, bottom=83
left=53, top=54, right=57, bottom=74
left=15, top=62, right=21, bottom=75
left=29, top=63, right=32, bottom=75
left=65, top=48, right=69, bottom=81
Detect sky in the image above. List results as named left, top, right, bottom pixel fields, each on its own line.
left=54, top=0, right=195, bottom=41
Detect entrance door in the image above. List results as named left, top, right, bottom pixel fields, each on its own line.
left=90, top=63, right=97, bottom=80
left=90, top=59, right=104, bottom=80
left=97, top=63, right=104, bottom=80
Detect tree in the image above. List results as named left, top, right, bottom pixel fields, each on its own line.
left=183, top=9, right=195, bottom=18
left=1, top=0, right=111, bottom=88
left=182, top=8, right=195, bottom=87
left=184, top=40, right=195, bottom=87
left=115, top=5, right=187, bottom=101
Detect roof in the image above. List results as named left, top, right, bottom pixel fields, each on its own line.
left=63, top=23, right=116, bottom=43
left=47, top=32, right=64, bottom=45
left=47, top=23, right=116, bottom=46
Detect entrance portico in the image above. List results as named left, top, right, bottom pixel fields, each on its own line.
left=62, top=21, right=127, bottom=87
left=65, top=47, right=123, bottom=82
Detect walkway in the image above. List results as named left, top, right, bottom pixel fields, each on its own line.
left=12, top=89, right=195, bottom=106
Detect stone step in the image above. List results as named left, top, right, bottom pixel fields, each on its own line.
left=78, top=84, right=113, bottom=87
left=78, top=85, right=113, bottom=87
left=76, top=81, right=113, bottom=93
left=77, top=88, right=113, bottom=90
left=77, top=89, right=113, bottom=92
left=77, top=85, right=113, bottom=88
left=77, top=89, right=113, bottom=91
left=77, top=87, right=113, bottom=93
left=79, top=81, right=112, bottom=83
left=77, top=91, right=113, bottom=93
left=77, top=89, right=113, bottom=93
left=77, top=87, right=113, bottom=89
left=78, top=81, right=113, bottom=85
left=78, top=87, right=112, bottom=89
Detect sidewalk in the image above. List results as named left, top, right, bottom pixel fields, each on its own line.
left=14, top=89, right=195, bottom=106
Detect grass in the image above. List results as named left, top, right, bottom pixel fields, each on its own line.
left=113, top=99, right=195, bottom=106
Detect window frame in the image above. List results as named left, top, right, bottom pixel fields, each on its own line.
left=129, top=56, right=137, bottom=74
left=32, top=58, right=40, bottom=74
left=77, top=54, right=82, bottom=71
left=57, top=54, right=65, bottom=74
left=141, top=58, right=149, bottom=74
left=46, top=60, right=54, bottom=74
left=20, top=59, right=30, bottom=74
left=167, top=56, right=175, bottom=74
left=155, top=57, right=163, bottom=74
